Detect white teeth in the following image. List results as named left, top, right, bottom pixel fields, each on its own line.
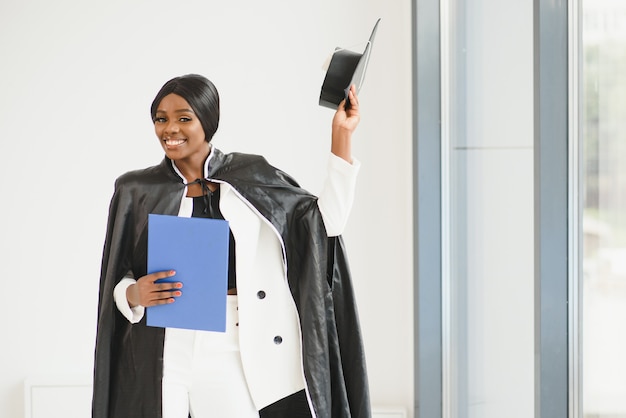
left=165, top=138, right=185, bottom=146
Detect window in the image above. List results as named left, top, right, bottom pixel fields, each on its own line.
left=582, top=1, right=626, bottom=416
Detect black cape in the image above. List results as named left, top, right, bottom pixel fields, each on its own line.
left=92, top=149, right=371, bottom=418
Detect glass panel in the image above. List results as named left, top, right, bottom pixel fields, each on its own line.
left=582, top=1, right=626, bottom=417
left=444, top=1, right=535, bottom=417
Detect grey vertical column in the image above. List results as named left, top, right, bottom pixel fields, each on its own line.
left=413, top=0, right=442, bottom=417
left=533, top=0, right=569, bottom=417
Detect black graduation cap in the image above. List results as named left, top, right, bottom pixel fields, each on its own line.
left=319, top=18, right=381, bottom=109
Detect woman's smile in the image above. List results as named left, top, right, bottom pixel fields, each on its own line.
left=163, top=137, right=187, bottom=148
left=154, top=93, right=209, bottom=166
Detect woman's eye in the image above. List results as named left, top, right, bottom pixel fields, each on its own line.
left=179, top=117, right=191, bottom=122
left=154, top=117, right=166, bottom=123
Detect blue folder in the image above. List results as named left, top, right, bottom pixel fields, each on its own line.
left=146, top=214, right=229, bottom=332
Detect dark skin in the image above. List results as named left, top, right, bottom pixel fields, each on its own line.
left=127, top=86, right=361, bottom=308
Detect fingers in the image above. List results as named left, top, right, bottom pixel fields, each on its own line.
left=150, top=269, right=177, bottom=283
left=155, top=281, right=182, bottom=291
left=334, top=86, right=359, bottom=118
left=349, top=84, right=358, bottom=102
left=336, top=85, right=359, bottom=111
left=150, top=289, right=183, bottom=306
left=348, top=85, right=360, bottom=110
left=143, top=284, right=182, bottom=306
left=135, top=270, right=183, bottom=307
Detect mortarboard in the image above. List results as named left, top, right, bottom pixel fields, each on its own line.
left=319, top=18, right=381, bottom=110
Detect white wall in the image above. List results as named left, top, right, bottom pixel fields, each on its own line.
left=0, top=1, right=413, bottom=417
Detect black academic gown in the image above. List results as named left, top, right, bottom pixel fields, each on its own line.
left=91, top=149, right=371, bottom=418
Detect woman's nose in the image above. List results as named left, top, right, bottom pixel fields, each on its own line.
left=165, top=120, right=180, bottom=134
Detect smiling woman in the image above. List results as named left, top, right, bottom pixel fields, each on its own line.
left=150, top=75, right=219, bottom=195
left=91, top=74, right=370, bottom=418
left=153, top=93, right=213, bottom=194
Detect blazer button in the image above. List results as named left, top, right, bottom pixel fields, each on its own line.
left=257, top=290, right=266, bottom=299
left=274, top=336, right=283, bottom=345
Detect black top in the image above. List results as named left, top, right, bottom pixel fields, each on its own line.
left=190, top=187, right=237, bottom=290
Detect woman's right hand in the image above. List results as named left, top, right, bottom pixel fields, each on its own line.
left=126, top=270, right=182, bottom=308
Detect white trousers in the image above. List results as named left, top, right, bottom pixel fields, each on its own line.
left=162, top=295, right=260, bottom=418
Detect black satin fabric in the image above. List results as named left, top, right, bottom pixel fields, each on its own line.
left=260, top=390, right=311, bottom=417
left=91, top=149, right=370, bottom=418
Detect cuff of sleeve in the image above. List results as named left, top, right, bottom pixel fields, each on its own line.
left=319, top=153, right=361, bottom=237
left=114, top=278, right=145, bottom=324
left=329, top=152, right=361, bottom=175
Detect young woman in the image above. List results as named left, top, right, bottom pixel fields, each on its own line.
left=92, top=74, right=370, bottom=418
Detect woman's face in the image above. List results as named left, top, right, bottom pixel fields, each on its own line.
left=154, top=93, right=209, bottom=164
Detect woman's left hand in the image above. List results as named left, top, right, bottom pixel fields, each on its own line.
left=331, top=84, right=361, bottom=163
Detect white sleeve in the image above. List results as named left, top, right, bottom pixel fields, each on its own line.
left=113, top=275, right=145, bottom=324
left=317, top=153, right=361, bottom=237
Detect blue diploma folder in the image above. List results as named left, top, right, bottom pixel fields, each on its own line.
left=146, top=214, right=229, bottom=332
